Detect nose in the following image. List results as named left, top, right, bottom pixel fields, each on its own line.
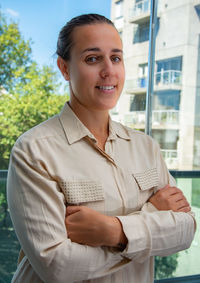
left=100, top=58, right=114, bottom=78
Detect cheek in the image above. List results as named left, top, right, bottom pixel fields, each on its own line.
left=74, top=67, right=96, bottom=86
left=121, top=65, right=125, bottom=80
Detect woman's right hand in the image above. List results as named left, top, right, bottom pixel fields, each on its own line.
left=65, top=205, right=127, bottom=247
left=149, top=185, right=191, bottom=212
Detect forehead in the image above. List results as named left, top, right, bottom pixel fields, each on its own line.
left=71, top=23, right=122, bottom=53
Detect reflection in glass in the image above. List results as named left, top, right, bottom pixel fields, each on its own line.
left=111, top=0, right=200, bottom=171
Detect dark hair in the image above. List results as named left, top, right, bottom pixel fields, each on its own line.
left=56, top=13, right=115, bottom=61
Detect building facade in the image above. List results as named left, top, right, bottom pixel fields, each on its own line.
left=110, top=0, right=200, bottom=170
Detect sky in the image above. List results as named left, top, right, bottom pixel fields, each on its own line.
left=1, top=0, right=111, bottom=67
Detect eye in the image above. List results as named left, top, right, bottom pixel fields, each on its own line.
left=85, top=56, right=100, bottom=64
left=111, top=56, right=122, bottom=63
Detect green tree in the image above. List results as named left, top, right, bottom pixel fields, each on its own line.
left=155, top=254, right=179, bottom=279
left=0, top=12, right=32, bottom=92
left=0, top=12, right=68, bottom=168
left=0, top=62, right=67, bottom=168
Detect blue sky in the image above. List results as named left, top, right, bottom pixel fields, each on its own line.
left=1, top=0, right=111, bottom=67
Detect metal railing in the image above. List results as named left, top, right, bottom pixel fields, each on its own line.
left=155, top=274, right=200, bottom=283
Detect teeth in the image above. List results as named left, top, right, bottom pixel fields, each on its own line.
left=98, top=86, right=115, bottom=90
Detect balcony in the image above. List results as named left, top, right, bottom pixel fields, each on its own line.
left=123, top=109, right=179, bottom=129
left=129, top=0, right=151, bottom=24
left=154, top=70, right=182, bottom=91
left=125, top=77, right=147, bottom=94
left=124, top=110, right=146, bottom=128
left=153, top=110, right=179, bottom=128
left=161, top=149, right=178, bottom=169
left=125, top=70, right=182, bottom=94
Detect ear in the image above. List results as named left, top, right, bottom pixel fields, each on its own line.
left=57, top=56, right=70, bottom=81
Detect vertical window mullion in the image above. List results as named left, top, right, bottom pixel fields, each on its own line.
left=145, top=0, right=158, bottom=136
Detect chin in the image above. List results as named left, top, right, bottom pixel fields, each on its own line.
left=96, top=103, right=117, bottom=112
left=96, top=98, right=119, bottom=111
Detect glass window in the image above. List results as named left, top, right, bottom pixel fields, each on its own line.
left=133, top=22, right=150, bottom=43
left=130, top=94, right=146, bottom=111
left=111, top=0, right=200, bottom=279
left=115, top=0, right=123, bottom=19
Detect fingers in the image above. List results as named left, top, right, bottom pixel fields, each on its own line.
left=66, top=205, right=81, bottom=216
left=177, top=206, right=191, bottom=213
left=151, top=185, right=191, bottom=212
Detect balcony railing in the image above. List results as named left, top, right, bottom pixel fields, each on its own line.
left=0, top=170, right=200, bottom=281
left=153, top=110, right=179, bottom=125
left=130, top=0, right=150, bottom=22
left=124, top=110, right=179, bottom=128
left=155, top=70, right=182, bottom=87
left=161, top=149, right=178, bottom=169
left=125, top=70, right=182, bottom=93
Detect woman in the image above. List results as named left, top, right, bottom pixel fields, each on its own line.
left=7, top=14, right=195, bottom=283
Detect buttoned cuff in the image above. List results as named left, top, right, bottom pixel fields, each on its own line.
left=116, top=213, right=151, bottom=262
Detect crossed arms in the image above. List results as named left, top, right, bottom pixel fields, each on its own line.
left=65, top=185, right=191, bottom=248
left=7, top=145, right=196, bottom=282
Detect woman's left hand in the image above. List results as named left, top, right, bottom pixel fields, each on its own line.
left=65, top=206, right=127, bottom=247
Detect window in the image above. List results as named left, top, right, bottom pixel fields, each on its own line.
left=115, top=0, right=123, bottom=19
left=156, top=56, right=182, bottom=72
left=111, top=0, right=200, bottom=280
left=133, top=22, right=149, bottom=43
left=130, top=94, right=146, bottom=111
left=153, top=90, right=180, bottom=110
left=135, top=0, right=150, bottom=14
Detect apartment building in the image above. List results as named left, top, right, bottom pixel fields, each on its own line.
left=110, top=0, right=200, bottom=170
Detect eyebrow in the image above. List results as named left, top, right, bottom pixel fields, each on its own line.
left=81, top=47, right=123, bottom=54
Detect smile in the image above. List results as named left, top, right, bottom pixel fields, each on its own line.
left=96, top=86, right=115, bottom=90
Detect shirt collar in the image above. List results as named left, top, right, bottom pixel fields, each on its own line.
left=59, top=103, right=130, bottom=145
left=109, top=118, right=131, bottom=141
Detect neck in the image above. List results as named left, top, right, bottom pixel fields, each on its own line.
left=68, top=100, right=110, bottom=149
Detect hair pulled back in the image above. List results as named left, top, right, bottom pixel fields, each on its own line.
left=56, top=13, right=115, bottom=61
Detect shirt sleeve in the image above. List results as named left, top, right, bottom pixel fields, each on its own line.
left=7, top=145, right=130, bottom=283
left=117, top=140, right=196, bottom=263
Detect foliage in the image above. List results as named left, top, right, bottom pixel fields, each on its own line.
left=191, top=178, right=200, bottom=208
left=0, top=12, right=68, bottom=168
left=0, top=11, right=32, bottom=92
left=0, top=179, right=7, bottom=223
left=0, top=87, right=67, bottom=168
left=155, top=254, right=179, bottom=279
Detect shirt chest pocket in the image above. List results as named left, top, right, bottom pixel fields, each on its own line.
left=59, top=180, right=105, bottom=212
left=133, top=168, right=159, bottom=209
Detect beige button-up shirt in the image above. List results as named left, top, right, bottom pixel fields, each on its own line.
left=7, top=103, right=195, bottom=283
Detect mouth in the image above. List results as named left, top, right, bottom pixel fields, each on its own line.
left=95, top=85, right=116, bottom=90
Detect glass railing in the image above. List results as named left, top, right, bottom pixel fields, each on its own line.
left=155, top=171, right=200, bottom=282
left=124, top=110, right=179, bottom=127
left=161, top=149, right=178, bottom=169
left=155, top=70, right=182, bottom=87
left=1, top=170, right=200, bottom=282
left=153, top=110, right=179, bottom=125
left=125, top=70, right=182, bottom=91
left=130, top=0, right=150, bottom=19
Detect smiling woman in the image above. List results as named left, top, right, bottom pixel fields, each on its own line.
left=7, top=13, right=195, bottom=283
left=57, top=23, right=125, bottom=117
